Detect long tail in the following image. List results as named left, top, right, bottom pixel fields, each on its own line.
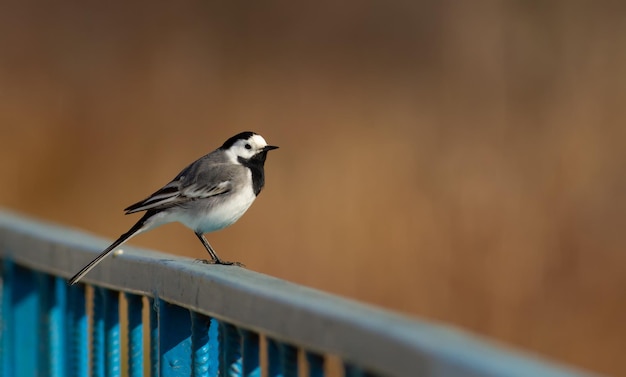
left=68, top=213, right=151, bottom=285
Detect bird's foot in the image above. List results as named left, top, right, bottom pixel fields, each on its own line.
left=217, top=260, right=246, bottom=267
left=194, top=258, right=245, bottom=267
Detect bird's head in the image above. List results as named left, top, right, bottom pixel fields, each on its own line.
left=221, top=131, right=279, bottom=164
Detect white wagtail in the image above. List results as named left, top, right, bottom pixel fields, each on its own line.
left=69, top=131, right=278, bottom=285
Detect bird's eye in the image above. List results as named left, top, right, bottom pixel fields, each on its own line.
left=245, top=143, right=252, bottom=150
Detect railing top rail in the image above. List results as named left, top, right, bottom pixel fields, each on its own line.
left=0, top=210, right=597, bottom=377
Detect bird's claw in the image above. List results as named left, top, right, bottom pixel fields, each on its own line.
left=194, top=259, right=245, bottom=268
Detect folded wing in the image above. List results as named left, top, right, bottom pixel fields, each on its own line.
left=124, top=180, right=232, bottom=214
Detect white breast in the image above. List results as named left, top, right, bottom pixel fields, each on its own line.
left=177, top=172, right=257, bottom=234
left=196, top=186, right=256, bottom=233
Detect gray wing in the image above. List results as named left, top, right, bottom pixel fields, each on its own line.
left=124, top=154, right=241, bottom=214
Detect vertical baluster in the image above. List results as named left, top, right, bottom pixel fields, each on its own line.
left=37, top=273, right=51, bottom=377
left=305, top=352, right=324, bottom=377
left=266, top=338, right=282, bottom=377
left=104, top=289, right=121, bottom=377
left=51, top=277, right=67, bottom=377
left=344, top=363, right=377, bottom=377
left=67, top=283, right=88, bottom=377
left=91, top=287, right=106, bottom=377
left=344, top=364, right=360, bottom=377
left=92, top=287, right=106, bottom=377
left=191, top=311, right=216, bottom=377
left=158, top=299, right=192, bottom=376
left=125, top=293, right=143, bottom=377
left=208, top=318, right=220, bottom=377
left=266, top=338, right=299, bottom=377
left=12, top=264, right=39, bottom=376
left=38, top=275, right=67, bottom=377
left=220, top=322, right=242, bottom=377
left=149, top=298, right=159, bottom=377
left=0, top=259, right=14, bottom=377
left=240, top=329, right=261, bottom=377
left=279, top=343, right=299, bottom=377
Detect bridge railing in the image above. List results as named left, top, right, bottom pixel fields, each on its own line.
left=0, top=210, right=597, bottom=377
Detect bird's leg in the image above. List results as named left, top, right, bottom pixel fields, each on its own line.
left=195, top=232, right=221, bottom=261
left=194, top=232, right=245, bottom=267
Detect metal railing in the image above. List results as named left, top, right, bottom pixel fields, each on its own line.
left=0, top=210, right=597, bottom=377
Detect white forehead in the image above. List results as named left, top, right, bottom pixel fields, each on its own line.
left=248, top=134, right=268, bottom=147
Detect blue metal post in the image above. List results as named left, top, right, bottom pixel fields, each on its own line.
left=125, top=293, right=144, bottom=377
left=305, top=351, right=324, bottom=377
left=344, top=363, right=377, bottom=377
left=37, top=273, right=50, bottom=377
left=67, top=283, right=88, bottom=377
left=149, top=298, right=159, bottom=377
left=92, top=287, right=106, bottom=377
left=344, top=364, right=361, bottom=377
left=38, top=274, right=67, bottom=377
left=220, top=322, right=242, bottom=377
left=279, top=342, right=299, bottom=377
left=52, top=277, right=68, bottom=377
left=266, top=338, right=282, bottom=377
left=209, top=318, right=221, bottom=376
left=240, top=329, right=261, bottom=377
left=104, top=289, right=121, bottom=377
left=158, top=299, right=192, bottom=376
left=190, top=311, right=216, bottom=377
left=12, top=264, right=39, bottom=377
left=0, top=260, right=15, bottom=377
left=267, top=338, right=299, bottom=377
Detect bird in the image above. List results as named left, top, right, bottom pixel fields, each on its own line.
left=68, top=131, right=278, bottom=285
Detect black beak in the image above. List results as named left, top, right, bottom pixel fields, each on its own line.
left=264, top=145, right=279, bottom=151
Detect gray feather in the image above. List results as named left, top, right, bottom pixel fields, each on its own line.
left=125, top=151, right=247, bottom=214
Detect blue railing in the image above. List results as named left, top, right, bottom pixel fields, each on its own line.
left=0, top=210, right=598, bottom=377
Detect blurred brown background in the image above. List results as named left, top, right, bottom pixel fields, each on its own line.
left=0, top=1, right=624, bottom=375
